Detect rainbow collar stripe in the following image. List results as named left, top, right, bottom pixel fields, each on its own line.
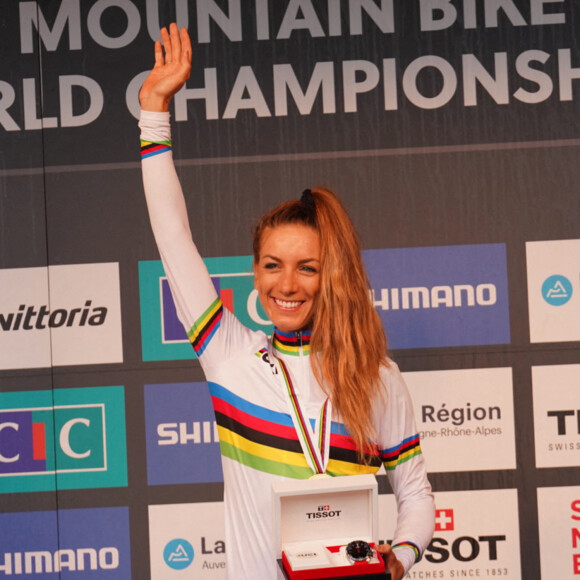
left=272, top=329, right=311, bottom=356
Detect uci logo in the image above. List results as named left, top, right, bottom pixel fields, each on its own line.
left=164, top=539, right=194, bottom=570
left=541, top=275, right=573, bottom=306
left=140, top=258, right=274, bottom=362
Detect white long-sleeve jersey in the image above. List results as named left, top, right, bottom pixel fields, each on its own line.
left=140, top=110, right=435, bottom=579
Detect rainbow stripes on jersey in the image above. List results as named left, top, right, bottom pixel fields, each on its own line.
left=208, top=382, right=421, bottom=479
left=392, top=541, right=421, bottom=563
left=379, top=434, right=422, bottom=470
left=188, top=297, right=223, bottom=356
left=272, top=329, right=311, bottom=356
left=140, top=139, right=172, bottom=158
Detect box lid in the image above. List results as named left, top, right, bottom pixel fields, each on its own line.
left=272, top=474, right=378, bottom=558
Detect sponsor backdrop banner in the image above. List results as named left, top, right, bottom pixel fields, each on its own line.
left=380, top=489, right=522, bottom=578
left=0, top=507, right=131, bottom=578
left=1, top=1, right=579, bottom=579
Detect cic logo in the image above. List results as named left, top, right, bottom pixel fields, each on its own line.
left=0, top=387, right=127, bottom=493
left=541, top=275, right=573, bottom=306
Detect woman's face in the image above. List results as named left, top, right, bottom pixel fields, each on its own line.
left=254, top=224, right=321, bottom=333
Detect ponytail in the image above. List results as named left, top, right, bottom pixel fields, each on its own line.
left=253, top=187, right=389, bottom=461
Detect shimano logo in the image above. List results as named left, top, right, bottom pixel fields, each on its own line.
left=0, top=301, right=107, bottom=331
left=0, top=547, right=119, bottom=575
left=157, top=421, right=219, bottom=445
left=371, top=284, right=497, bottom=311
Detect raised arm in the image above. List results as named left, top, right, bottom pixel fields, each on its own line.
left=139, top=24, right=218, bottom=341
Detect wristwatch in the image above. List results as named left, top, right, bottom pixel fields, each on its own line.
left=345, top=540, right=374, bottom=563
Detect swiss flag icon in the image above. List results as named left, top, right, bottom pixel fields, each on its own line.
left=435, top=509, right=455, bottom=531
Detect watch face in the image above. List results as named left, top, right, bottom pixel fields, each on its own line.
left=346, top=540, right=373, bottom=562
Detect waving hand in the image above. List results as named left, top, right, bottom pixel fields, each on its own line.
left=139, top=23, right=192, bottom=112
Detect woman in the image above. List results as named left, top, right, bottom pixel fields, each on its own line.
left=139, top=23, right=434, bottom=580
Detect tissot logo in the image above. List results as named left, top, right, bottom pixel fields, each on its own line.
left=435, top=509, right=455, bottom=532
left=0, top=387, right=127, bottom=493
left=547, top=410, right=580, bottom=435
left=425, top=535, right=506, bottom=563
left=380, top=490, right=520, bottom=577
left=533, top=365, right=580, bottom=468
left=306, top=507, right=341, bottom=519
left=139, top=258, right=272, bottom=362
left=364, top=244, right=510, bottom=349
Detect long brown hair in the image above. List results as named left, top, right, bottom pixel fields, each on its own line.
left=253, top=187, right=389, bottom=461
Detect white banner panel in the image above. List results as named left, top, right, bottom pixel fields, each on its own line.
left=0, top=267, right=51, bottom=369
left=403, top=368, right=516, bottom=472
left=532, top=364, right=580, bottom=468
left=379, top=489, right=521, bottom=579
left=0, top=263, right=123, bottom=369
left=526, top=239, right=580, bottom=343
left=149, top=502, right=226, bottom=579
left=537, top=485, right=580, bottom=579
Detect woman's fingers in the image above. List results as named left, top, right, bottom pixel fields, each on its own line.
left=160, top=26, right=173, bottom=64
left=168, top=22, right=181, bottom=64
left=180, top=26, right=192, bottom=64
left=153, top=40, right=163, bottom=68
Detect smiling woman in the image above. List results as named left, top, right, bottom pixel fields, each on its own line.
left=139, top=23, right=434, bottom=580
left=254, top=223, right=321, bottom=333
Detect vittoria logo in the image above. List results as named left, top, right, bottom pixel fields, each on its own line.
left=0, top=301, right=107, bottom=331
left=0, top=263, right=123, bottom=370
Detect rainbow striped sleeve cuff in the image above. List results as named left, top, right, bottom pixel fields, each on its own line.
left=392, top=541, right=421, bottom=562
left=380, top=434, right=422, bottom=470
left=140, top=140, right=172, bottom=159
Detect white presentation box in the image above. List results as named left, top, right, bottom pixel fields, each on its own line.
left=272, top=474, right=389, bottom=579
